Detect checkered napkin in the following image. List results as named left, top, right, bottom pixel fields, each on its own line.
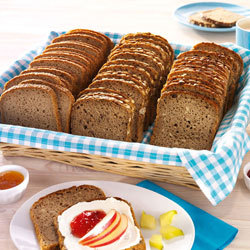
left=0, top=31, right=250, bottom=206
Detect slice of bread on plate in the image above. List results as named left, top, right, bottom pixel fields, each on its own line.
left=54, top=197, right=146, bottom=250
left=30, top=185, right=106, bottom=250
left=202, top=8, right=244, bottom=27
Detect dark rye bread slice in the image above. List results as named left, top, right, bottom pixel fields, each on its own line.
left=42, top=46, right=100, bottom=74
left=189, top=11, right=217, bottom=27
left=150, top=90, right=221, bottom=150
left=193, top=42, right=244, bottom=82
left=202, top=8, right=244, bottom=27
left=30, top=185, right=106, bottom=250
left=43, top=40, right=105, bottom=66
left=51, top=34, right=107, bottom=58
left=68, top=28, right=114, bottom=51
left=0, top=84, right=62, bottom=131
left=29, top=58, right=85, bottom=96
left=3, top=71, right=65, bottom=91
left=120, top=32, right=174, bottom=63
left=71, top=91, right=135, bottom=141
left=55, top=197, right=146, bottom=250
left=34, top=51, right=92, bottom=88
left=19, top=79, right=74, bottom=133
left=88, top=79, right=146, bottom=142
left=21, top=67, right=74, bottom=92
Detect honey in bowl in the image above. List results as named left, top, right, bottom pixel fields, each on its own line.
left=0, top=170, right=24, bottom=190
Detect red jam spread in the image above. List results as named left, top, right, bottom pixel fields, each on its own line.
left=70, top=210, right=106, bottom=238
left=0, top=171, right=24, bottom=190
left=247, top=169, right=250, bottom=178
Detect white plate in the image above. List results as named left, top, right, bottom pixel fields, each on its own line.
left=10, top=181, right=195, bottom=250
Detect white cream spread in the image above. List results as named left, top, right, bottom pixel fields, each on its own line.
left=58, top=198, right=141, bottom=250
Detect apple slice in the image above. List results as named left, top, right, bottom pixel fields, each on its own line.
left=87, top=214, right=128, bottom=247
left=80, top=211, right=121, bottom=245
left=78, top=209, right=117, bottom=244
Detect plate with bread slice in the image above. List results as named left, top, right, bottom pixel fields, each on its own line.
left=10, top=181, right=195, bottom=250
left=174, top=2, right=250, bottom=32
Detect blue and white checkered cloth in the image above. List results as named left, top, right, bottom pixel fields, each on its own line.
left=0, top=31, right=250, bottom=205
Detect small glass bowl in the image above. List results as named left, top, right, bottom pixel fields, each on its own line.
left=0, top=165, right=29, bottom=204
left=243, top=162, right=250, bottom=191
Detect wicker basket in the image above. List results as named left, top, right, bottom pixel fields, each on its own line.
left=0, top=142, right=199, bottom=189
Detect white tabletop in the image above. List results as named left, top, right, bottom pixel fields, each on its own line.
left=0, top=0, right=250, bottom=249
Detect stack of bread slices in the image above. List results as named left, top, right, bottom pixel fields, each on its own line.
left=150, top=42, right=243, bottom=150
left=71, top=32, right=174, bottom=142
left=0, top=29, right=113, bottom=133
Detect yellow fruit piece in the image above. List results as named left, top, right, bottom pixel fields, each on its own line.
left=149, top=234, right=163, bottom=250
left=160, top=210, right=177, bottom=226
left=140, top=211, right=156, bottom=229
left=160, top=224, right=184, bottom=240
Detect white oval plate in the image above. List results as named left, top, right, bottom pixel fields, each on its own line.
left=10, top=181, right=195, bottom=250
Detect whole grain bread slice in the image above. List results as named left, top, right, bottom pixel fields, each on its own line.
left=19, top=79, right=74, bottom=133
left=202, top=8, right=244, bottom=27
left=30, top=185, right=106, bottom=250
left=120, top=32, right=174, bottom=63
left=0, top=84, right=62, bottom=131
left=71, top=92, right=135, bottom=141
left=54, top=197, right=146, bottom=250
left=88, top=79, right=146, bottom=142
left=151, top=90, right=221, bottom=150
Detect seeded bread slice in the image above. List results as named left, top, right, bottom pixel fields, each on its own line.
left=0, top=84, right=62, bottom=131
left=19, top=79, right=74, bottom=133
left=202, top=8, right=244, bottom=27
left=54, top=197, right=146, bottom=250
left=88, top=79, right=146, bottom=142
left=193, top=42, right=244, bottom=82
left=30, top=185, right=106, bottom=250
left=71, top=92, right=135, bottom=141
left=151, top=90, right=221, bottom=150
left=120, top=32, right=174, bottom=63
